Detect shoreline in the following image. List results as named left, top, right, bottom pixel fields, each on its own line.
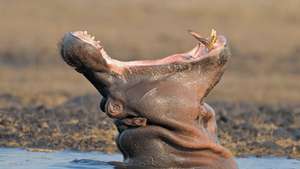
left=0, top=94, right=299, bottom=158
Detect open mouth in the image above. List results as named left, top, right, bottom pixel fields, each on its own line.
left=61, top=30, right=229, bottom=132
left=65, top=29, right=227, bottom=75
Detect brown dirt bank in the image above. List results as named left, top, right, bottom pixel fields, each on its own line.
left=0, top=93, right=299, bottom=158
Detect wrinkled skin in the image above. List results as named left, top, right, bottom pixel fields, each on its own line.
left=59, top=30, right=238, bottom=169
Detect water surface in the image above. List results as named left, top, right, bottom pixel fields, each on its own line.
left=0, top=148, right=299, bottom=169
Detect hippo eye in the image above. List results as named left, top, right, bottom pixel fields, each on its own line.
left=106, top=99, right=124, bottom=118
left=108, top=100, right=123, bottom=113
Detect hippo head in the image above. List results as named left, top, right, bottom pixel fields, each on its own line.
left=60, top=30, right=237, bottom=169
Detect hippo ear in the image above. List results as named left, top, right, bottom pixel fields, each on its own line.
left=59, top=32, right=124, bottom=97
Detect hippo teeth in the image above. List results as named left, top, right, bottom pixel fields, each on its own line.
left=71, top=31, right=102, bottom=48
left=76, top=31, right=96, bottom=41
left=189, top=29, right=218, bottom=51
left=208, top=29, right=217, bottom=50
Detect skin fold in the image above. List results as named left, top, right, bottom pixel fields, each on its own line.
left=59, top=30, right=238, bottom=169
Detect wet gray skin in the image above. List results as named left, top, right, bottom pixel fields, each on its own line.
left=59, top=30, right=238, bottom=169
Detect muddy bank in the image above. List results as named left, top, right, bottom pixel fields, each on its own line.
left=212, top=101, right=300, bottom=158
left=0, top=94, right=116, bottom=153
left=0, top=93, right=299, bottom=158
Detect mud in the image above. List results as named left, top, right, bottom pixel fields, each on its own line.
left=0, top=93, right=299, bottom=158
left=0, top=93, right=116, bottom=153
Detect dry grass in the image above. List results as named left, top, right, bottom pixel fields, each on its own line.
left=0, top=0, right=300, bottom=105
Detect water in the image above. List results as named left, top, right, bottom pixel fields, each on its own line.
left=0, top=148, right=299, bottom=169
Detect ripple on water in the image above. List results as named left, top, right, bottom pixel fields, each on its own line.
left=0, top=148, right=299, bottom=169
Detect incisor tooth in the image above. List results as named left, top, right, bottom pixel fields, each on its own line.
left=91, top=36, right=95, bottom=40
left=208, top=29, right=217, bottom=50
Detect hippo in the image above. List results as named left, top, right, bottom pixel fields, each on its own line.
left=59, top=29, right=238, bottom=169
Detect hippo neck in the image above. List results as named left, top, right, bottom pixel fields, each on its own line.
left=117, top=124, right=235, bottom=168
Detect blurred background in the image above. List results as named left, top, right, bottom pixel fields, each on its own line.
left=0, top=0, right=300, bottom=157
left=1, top=0, right=299, bottom=106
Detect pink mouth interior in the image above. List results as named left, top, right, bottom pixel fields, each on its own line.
left=71, top=31, right=227, bottom=73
